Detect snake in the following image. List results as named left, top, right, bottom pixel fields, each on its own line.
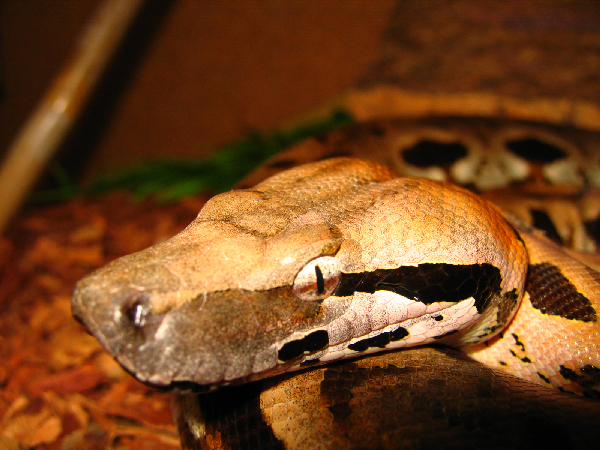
left=71, top=145, right=600, bottom=448
left=71, top=3, right=600, bottom=449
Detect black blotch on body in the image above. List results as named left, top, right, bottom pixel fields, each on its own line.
left=509, top=349, right=531, bottom=364
left=512, top=333, right=525, bottom=352
left=527, top=263, right=597, bottom=322
left=319, top=362, right=415, bottom=424
left=348, top=327, right=409, bottom=352
left=278, top=330, right=329, bottom=362
left=190, top=383, right=285, bottom=450
left=559, top=365, right=600, bottom=399
left=320, top=363, right=362, bottom=422
left=530, top=209, right=563, bottom=244
left=402, top=140, right=467, bottom=167
left=336, top=263, right=502, bottom=314
left=506, top=138, right=566, bottom=163
left=537, top=372, right=551, bottom=384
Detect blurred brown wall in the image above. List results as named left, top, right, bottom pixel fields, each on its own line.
left=0, top=0, right=394, bottom=180
left=0, top=0, right=101, bottom=166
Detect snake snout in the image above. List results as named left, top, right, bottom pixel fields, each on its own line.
left=72, top=277, right=283, bottom=389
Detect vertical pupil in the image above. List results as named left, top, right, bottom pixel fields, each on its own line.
left=315, top=265, right=325, bottom=294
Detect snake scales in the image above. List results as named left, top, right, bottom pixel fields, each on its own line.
left=72, top=2, right=600, bottom=449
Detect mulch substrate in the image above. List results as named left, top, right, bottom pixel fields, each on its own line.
left=0, top=192, right=209, bottom=450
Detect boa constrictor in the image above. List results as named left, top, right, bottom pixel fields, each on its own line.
left=72, top=117, right=600, bottom=449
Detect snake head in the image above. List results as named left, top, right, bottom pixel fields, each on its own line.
left=72, top=217, right=346, bottom=389
left=72, top=158, right=527, bottom=390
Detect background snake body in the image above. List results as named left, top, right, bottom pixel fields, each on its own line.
left=71, top=3, right=600, bottom=448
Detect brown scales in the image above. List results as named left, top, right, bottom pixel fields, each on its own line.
left=526, top=262, right=598, bottom=322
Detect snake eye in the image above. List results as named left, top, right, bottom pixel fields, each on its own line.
left=293, top=256, right=341, bottom=301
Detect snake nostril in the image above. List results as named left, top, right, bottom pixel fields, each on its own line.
left=122, top=292, right=152, bottom=328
